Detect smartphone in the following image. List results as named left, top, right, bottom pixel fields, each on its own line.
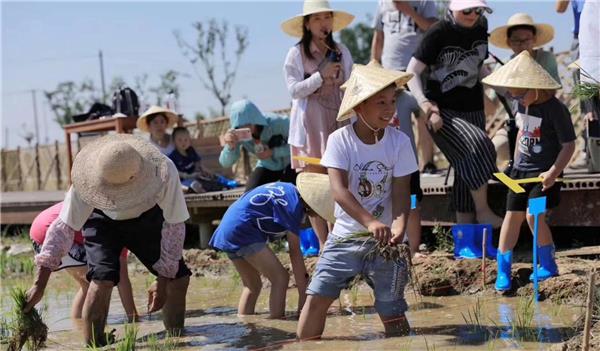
left=233, top=127, right=252, bottom=141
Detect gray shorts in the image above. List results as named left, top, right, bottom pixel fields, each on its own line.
left=307, top=237, right=409, bottom=317
left=226, top=241, right=268, bottom=260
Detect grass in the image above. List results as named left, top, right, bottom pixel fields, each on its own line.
left=115, top=323, right=138, bottom=351
left=146, top=331, right=179, bottom=351
left=432, top=224, right=454, bottom=253
left=0, top=252, right=36, bottom=278
left=461, top=297, right=485, bottom=332
left=6, top=287, right=48, bottom=351
left=510, top=294, right=537, bottom=341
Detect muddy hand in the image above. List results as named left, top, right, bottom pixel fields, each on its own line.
left=23, top=285, right=45, bottom=313
left=367, top=220, right=392, bottom=243
left=147, top=277, right=168, bottom=313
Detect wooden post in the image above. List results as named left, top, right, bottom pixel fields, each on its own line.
left=35, top=143, right=41, bottom=190
left=1, top=148, right=6, bottom=191
left=198, top=221, right=212, bottom=249
left=482, top=227, right=487, bottom=290
left=54, top=140, right=62, bottom=190
left=582, top=270, right=596, bottom=351
left=16, top=146, right=22, bottom=190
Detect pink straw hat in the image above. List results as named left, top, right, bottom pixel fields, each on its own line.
left=448, top=0, right=492, bottom=13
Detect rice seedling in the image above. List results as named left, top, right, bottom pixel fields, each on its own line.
left=146, top=331, right=179, bottom=351
left=115, top=323, right=138, bottom=351
left=6, top=287, right=48, bottom=351
left=461, top=297, right=485, bottom=332
left=510, top=294, right=537, bottom=341
left=85, top=327, right=116, bottom=350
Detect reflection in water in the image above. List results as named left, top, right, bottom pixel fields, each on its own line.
left=1, top=272, right=580, bottom=350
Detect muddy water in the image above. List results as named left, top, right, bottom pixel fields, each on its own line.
left=1, top=268, right=581, bottom=350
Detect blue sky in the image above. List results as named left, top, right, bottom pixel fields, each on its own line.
left=1, top=1, right=576, bottom=148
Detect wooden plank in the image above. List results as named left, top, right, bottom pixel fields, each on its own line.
left=556, top=246, right=600, bottom=258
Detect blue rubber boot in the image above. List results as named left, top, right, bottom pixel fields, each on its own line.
left=530, top=244, right=559, bottom=282
left=495, top=250, right=513, bottom=292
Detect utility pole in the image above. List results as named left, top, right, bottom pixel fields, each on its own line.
left=99, top=50, right=107, bottom=103
left=31, top=89, right=40, bottom=145
left=4, top=128, right=8, bottom=148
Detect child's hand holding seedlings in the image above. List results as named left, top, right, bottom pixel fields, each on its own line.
left=367, top=219, right=392, bottom=243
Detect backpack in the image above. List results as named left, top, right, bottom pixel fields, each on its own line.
left=112, top=87, right=139, bottom=117
left=72, top=102, right=113, bottom=123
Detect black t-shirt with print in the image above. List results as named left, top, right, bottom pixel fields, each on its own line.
left=413, top=17, right=488, bottom=111
left=514, top=97, right=576, bottom=172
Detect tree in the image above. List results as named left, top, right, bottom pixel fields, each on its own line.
left=174, top=19, right=249, bottom=116
left=149, top=70, right=181, bottom=106
left=44, top=79, right=98, bottom=126
left=339, top=15, right=374, bottom=65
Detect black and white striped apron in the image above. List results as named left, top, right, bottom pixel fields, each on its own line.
left=430, top=109, right=497, bottom=212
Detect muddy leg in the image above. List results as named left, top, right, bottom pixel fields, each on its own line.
left=65, top=266, right=89, bottom=319
left=244, top=247, right=289, bottom=319
left=379, top=314, right=410, bottom=337
left=82, top=280, right=113, bottom=346
left=297, top=295, right=335, bottom=340
left=231, top=258, right=263, bottom=315
left=162, top=275, right=189, bottom=335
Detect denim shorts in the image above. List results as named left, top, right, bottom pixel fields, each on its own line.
left=307, top=236, right=409, bottom=317
left=226, top=241, right=268, bottom=260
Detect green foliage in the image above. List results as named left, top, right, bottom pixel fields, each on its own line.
left=461, top=297, right=485, bottom=332
left=44, top=79, right=98, bottom=126
left=175, top=18, right=249, bottom=116
left=147, top=331, right=179, bottom=351
left=432, top=223, right=454, bottom=253
left=0, top=252, right=35, bottom=279
left=115, top=323, right=138, bottom=351
left=6, top=287, right=48, bottom=351
left=339, top=16, right=373, bottom=65
left=510, top=294, right=537, bottom=341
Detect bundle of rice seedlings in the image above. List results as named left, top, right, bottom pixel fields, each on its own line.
left=573, top=68, right=600, bottom=102
left=337, top=231, right=412, bottom=264
left=7, top=287, right=48, bottom=351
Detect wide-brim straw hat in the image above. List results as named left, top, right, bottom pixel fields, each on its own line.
left=136, top=105, right=179, bottom=132
left=337, top=60, right=414, bottom=122
left=489, top=13, right=554, bottom=49
left=296, top=172, right=335, bottom=223
left=72, top=133, right=168, bottom=212
left=281, top=0, right=355, bottom=38
left=482, top=50, right=561, bottom=90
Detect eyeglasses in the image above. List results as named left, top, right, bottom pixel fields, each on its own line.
left=462, top=7, right=485, bottom=15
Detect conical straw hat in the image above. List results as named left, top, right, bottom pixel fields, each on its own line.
left=71, top=134, right=168, bottom=212
left=489, top=13, right=554, bottom=49
left=281, top=0, right=354, bottom=38
left=296, top=172, right=335, bottom=224
left=482, top=50, right=561, bottom=90
left=337, top=60, right=414, bottom=122
left=136, top=105, right=179, bottom=132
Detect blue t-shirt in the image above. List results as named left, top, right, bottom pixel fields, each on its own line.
left=168, top=147, right=201, bottom=175
left=209, top=182, right=305, bottom=252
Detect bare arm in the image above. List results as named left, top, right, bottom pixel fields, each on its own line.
left=328, top=167, right=392, bottom=242
left=394, top=2, right=436, bottom=31
left=371, top=30, right=384, bottom=63
left=390, top=176, right=411, bottom=243
left=287, top=232, right=308, bottom=312
left=540, top=141, right=576, bottom=190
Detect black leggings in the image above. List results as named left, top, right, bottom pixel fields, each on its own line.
left=245, top=165, right=297, bottom=192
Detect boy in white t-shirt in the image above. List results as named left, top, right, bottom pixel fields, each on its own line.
left=297, top=62, right=417, bottom=339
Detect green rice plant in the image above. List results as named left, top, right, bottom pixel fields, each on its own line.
left=0, top=252, right=35, bottom=279
left=230, top=268, right=241, bottom=286
left=6, top=287, right=48, bottom=351
left=510, top=294, right=537, bottom=341
left=147, top=331, right=179, bottom=351
left=85, top=327, right=116, bottom=350
left=461, top=297, right=485, bottom=332
left=115, top=323, right=138, bottom=351
left=432, top=223, right=453, bottom=253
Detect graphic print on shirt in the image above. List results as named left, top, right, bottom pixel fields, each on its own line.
left=353, top=160, right=392, bottom=219
left=431, top=41, right=487, bottom=92
left=516, top=112, right=543, bottom=156
left=250, top=183, right=288, bottom=237
left=386, top=8, right=418, bottom=34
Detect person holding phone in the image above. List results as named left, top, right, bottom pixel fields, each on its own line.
left=219, top=99, right=295, bottom=191
left=282, top=0, right=354, bottom=247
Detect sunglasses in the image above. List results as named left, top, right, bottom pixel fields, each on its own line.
left=461, top=7, right=485, bottom=15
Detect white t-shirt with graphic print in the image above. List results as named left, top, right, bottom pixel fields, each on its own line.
left=321, top=124, right=418, bottom=239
